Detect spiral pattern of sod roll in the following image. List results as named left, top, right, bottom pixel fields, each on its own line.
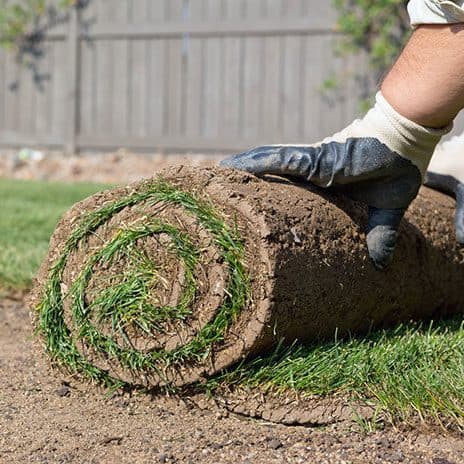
left=34, top=177, right=258, bottom=389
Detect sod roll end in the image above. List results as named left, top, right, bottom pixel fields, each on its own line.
left=30, top=166, right=464, bottom=389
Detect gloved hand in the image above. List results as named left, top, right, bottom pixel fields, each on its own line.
left=425, top=134, right=464, bottom=244
left=220, top=92, right=451, bottom=269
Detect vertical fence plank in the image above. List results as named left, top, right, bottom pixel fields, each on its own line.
left=4, top=51, right=19, bottom=132
left=53, top=41, right=69, bottom=142
left=261, top=0, right=284, bottom=141
left=0, top=49, right=5, bottom=131
left=223, top=0, right=244, bottom=19
left=147, top=40, right=166, bottom=137
left=165, top=38, right=183, bottom=136
left=93, top=0, right=116, bottom=139
left=129, top=1, right=148, bottom=138
left=203, top=0, right=222, bottom=137
left=146, top=2, right=166, bottom=137
left=221, top=36, right=241, bottom=137
left=161, top=1, right=182, bottom=137
left=95, top=40, right=112, bottom=135
left=303, top=35, right=327, bottom=141
left=78, top=0, right=98, bottom=138
left=166, top=0, right=184, bottom=21
left=221, top=0, right=243, bottom=137
left=35, top=43, right=52, bottom=136
left=261, top=36, right=282, bottom=140
left=184, top=37, right=203, bottom=137
left=280, top=0, right=305, bottom=17
left=65, top=6, right=79, bottom=153
left=185, top=0, right=207, bottom=137
left=147, top=0, right=166, bottom=21
left=111, top=3, right=129, bottom=137
left=281, top=35, right=302, bottom=141
left=79, top=39, right=95, bottom=136
left=19, top=60, right=34, bottom=135
left=242, top=2, right=263, bottom=139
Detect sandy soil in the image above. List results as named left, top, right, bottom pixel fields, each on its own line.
left=1, top=295, right=463, bottom=464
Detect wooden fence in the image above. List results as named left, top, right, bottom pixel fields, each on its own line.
left=0, top=1, right=393, bottom=154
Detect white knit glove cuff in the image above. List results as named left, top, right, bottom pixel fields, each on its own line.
left=363, top=92, right=452, bottom=178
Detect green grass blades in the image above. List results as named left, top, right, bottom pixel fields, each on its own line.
left=208, top=318, right=464, bottom=430
left=89, top=244, right=195, bottom=336
left=36, top=179, right=251, bottom=388
left=0, top=179, right=109, bottom=290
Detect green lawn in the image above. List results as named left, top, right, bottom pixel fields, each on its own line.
left=0, top=178, right=110, bottom=290
left=1, top=178, right=463, bottom=431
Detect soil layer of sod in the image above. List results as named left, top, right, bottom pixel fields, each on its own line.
left=30, top=166, right=464, bottom=390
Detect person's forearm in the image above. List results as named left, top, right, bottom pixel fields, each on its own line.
left=382, top=24, right=464, bottom=128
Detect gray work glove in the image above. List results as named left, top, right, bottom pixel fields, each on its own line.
left=425, top=135, right=464, bottom=244
left=220, top=92, right=451, bottom=269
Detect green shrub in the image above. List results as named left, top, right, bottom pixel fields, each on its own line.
left=0, top=0, right=76, bottom=50
left=334, top=0, right=410, bottom=79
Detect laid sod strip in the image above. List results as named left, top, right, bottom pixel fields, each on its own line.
left=207, top=317, right=464, bottom=429
left=36, top=180, right=251, bottom=388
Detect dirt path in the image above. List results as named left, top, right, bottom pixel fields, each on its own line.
left=0, top=296, right=463, bottom=464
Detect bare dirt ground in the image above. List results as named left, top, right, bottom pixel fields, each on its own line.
left=1, top=152, right=464, bottom=463
left=1, top=296, right=464, bottom=463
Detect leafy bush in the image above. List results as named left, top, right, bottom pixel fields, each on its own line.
left=334, top=0, right=410, bottom=79
left=0, top=0, right=76, bottom=50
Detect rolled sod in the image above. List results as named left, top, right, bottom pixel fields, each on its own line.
left=30, top=166, right=464, bottom=389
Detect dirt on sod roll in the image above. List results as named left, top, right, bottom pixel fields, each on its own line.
left=30, top=165, right=464, bottom=390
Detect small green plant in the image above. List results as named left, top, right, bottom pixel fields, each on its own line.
left=334, top=0, right=410, bottom=78
left=324, top=0, right=410, bottom=109
left=0, top=0, right=76, bottom=50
